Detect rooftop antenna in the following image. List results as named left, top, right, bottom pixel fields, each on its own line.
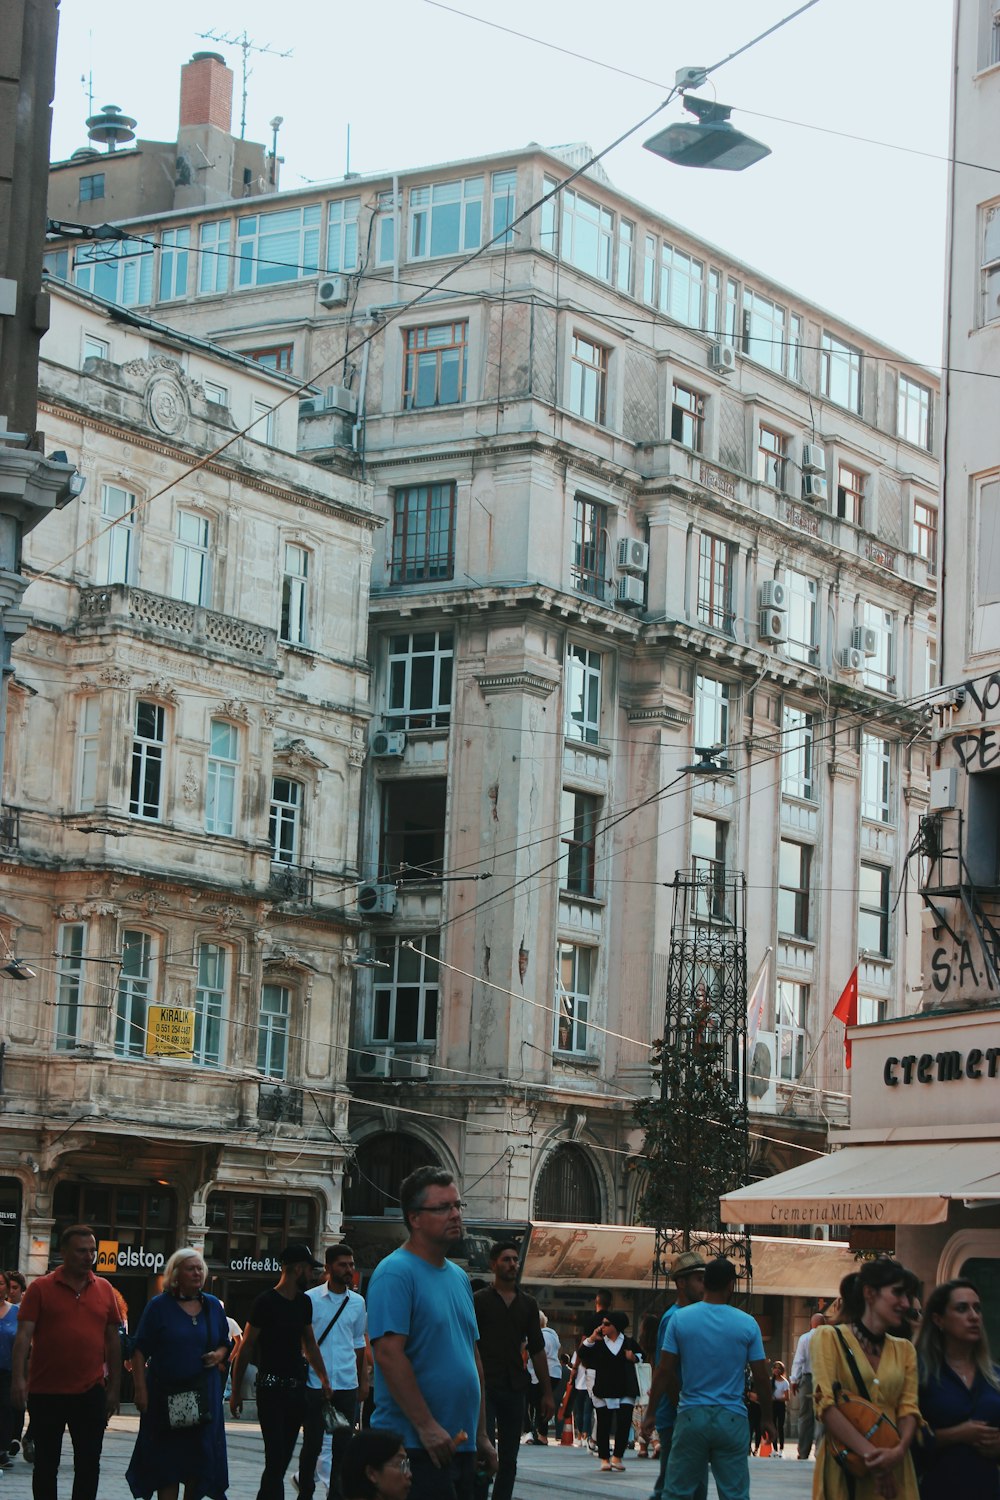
left=197, top=28, right=293, bottom=139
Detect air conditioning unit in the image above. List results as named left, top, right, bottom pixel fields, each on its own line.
left=852, top=625, right=880, bottom=658
left=801, top=442, right=827, bottom=473
left=708, top=342, right=736, bottom=374
left=748, top=1031, right=777, bottom=1113
left=356, top=1048, right=393, bottom=1079
left=356, top=882, right=398, bottom=915
left=802, top=474, right=829, bottom=502
left=298, top=396, right=323, bottom=415
left=616, top=574, right=645, bottom=608
left=837, top=645, right=865, bottom=673
left=759, top=607, right=788, bottom=643
left=371, top=730, right=406, bottom=758
left=393, top=1054, right=430, bottom=1080
left=317, top=275, right=349, bottom=309
left=759, top=578, right=787, bottom=611
left=616, top=537, right=649, bottom=575
left=325, top=383, right=358, bottom=415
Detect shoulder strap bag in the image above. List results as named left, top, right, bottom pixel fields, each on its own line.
left=829, top=1327, right=899, bottom=1484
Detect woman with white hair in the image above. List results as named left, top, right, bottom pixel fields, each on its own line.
left=126, top=1247, right=231, bottom=1500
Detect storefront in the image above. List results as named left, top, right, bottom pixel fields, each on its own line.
left=0, top=1180, right=21, bottom=1271
left=52, top=1180, right=176, bottom=1324
left=204, top=1190, right=319, bottom=1325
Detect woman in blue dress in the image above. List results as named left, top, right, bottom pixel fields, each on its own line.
left=127, top=1248, right=231, bottom=1500
left=915, top=1277, right=1000, bottom=1499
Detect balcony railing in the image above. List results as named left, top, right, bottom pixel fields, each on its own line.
left=0, top=807, right=19, bottom=853
left=267, top=861, right=314, bottom=903
left=77, top=585, right=277, bottom=661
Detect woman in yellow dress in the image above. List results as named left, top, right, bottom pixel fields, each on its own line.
left=812, top=1259, right=921, bottom=1500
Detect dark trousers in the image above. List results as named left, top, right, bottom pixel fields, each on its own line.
left=534, top=1377, right=564, bottom=1440
left=595, top=1405, right=632, bottom=1460
left=299, top=1387, right=358, bottom=1500
left=0, top=1368, right=24, bottom=1451
left=484, top=1387, right=525, bottom=1500
left=407, top=1448, right=475, bottom=1500
left=256, top=1383, right=307, bottom=1500
left=574, top=1388, right=593, bottom=1443
left=773, top=1400, right=786, bottom=1450
left=27, top=1384, right=107, bottom=1500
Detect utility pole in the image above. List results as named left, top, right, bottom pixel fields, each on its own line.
left=196, top=28, right=292, bottom=139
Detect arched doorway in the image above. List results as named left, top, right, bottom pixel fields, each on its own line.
left=343, top=1132, right=438, bottom=1217
left=533, top=1143, right=602, bottom=1223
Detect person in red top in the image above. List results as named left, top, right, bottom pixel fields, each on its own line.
left=11, top=1222, right=122, bottom=1500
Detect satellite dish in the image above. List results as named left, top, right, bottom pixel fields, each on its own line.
left=748, top=1039, right=772, bottom=1099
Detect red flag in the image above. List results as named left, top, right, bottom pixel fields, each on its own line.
left=833, top=966, right=859, bottom=1069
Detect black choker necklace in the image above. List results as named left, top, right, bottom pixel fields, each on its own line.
left=853, top=1321, right=886, bottom=1355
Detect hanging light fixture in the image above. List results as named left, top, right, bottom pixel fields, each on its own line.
left=644, top=95, right=771, bottom=172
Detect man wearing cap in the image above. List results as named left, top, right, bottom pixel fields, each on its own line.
left=640, top=1251, right=707, bottom=1500
left=230, top=1242, right=334, bottom=1500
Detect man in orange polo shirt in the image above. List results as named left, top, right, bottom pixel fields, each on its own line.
left=11, top=1223, right=122, bottom=1500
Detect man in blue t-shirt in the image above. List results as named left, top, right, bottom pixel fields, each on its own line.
left=368, top=1166, right=498, bottom=1500
left=640, top=1251, right=707, bottom=1500
left=662, top=1257, right=774, bottom=1500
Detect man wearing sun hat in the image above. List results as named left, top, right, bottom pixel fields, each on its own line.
left=640, top=1251, right=707, bottom=1500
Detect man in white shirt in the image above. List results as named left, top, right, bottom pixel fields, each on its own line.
left=299, top=1244, right=368, bottom=1500
left=789, top=1312, right=826, bottom=1460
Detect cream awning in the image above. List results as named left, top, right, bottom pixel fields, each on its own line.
left=720, top=1141, right=1000, bottom=1228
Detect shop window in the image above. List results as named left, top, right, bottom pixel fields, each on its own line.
left=379, top=780, right=447, bottom=882
left=533, top=1143, right=601, bottom=1223
left=204, top=1190, right=314, bottom=1266
left=52, top=1180, right=176, bottom=1262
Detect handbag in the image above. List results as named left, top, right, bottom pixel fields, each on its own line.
left=164, top=1302, right=216, bottom=1430
left=830, top=1327, right=899, bottom=1480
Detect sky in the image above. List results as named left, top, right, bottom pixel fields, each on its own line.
left=50, top=0, right=955, bottom=363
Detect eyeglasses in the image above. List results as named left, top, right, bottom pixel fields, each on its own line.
left=387, top=1457, right=412, bottom=1474
left=416, top=1200, right=467, bottom=1215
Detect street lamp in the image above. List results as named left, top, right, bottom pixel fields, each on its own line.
left=644, top=94, right=771, bottom=172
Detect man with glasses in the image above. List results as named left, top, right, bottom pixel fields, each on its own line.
left=368, top=1166, right=497, bottom=1500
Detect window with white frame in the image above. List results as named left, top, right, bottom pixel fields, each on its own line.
left=778, top=841, right=811, bottom=938
left=706, top=268, right=722, bottom=338
left=206, top=720, right=239, bottom=837
left=784, top=569, right=818, bottom=664
left=249, top=400, right=276, bottom=446
left=410, top=177, right=483, bottom=259
left=743, top=290, right=786, bottom=373
left=257, top=983, right=290, bottom=1077
left=861, top=733, right=893, bottom=823
left=569, top=334, right=609, bottom=425
left=976, top=477, right=1000, bottom=647
left=403, top=322, right=468, bottom=409
left=43, top=248, right=69, bottom=280
left=671, top=383, right=705, bottom=451
left=55, top=923, right=85, bottom=1049
left=697, top=533, right=734, bottom=635
left=386, top=629, right=454, bottom=729
left=375, top=190, right=397, bottom=266
left=560, top=789, right=600, bottom=898
left=617, top=219, right=633, bottom=294
left=837, top=462, right=866, bottom=525
left=540, top=177, right=559, bottom=255
left=130, top=701, right=165, bottom=821
left=862, top=603, right=895, bottom=692
left=782, top=705, right=815, bottom=800
left=78, top=697, right=100, bottom=811
left=981, top=204, right=1000, bottom=324
left=724, top=277, right=740, bottom=346
left=925, top=629, right=939, bottom=695
left=198, top=220, right=231, bottom=295
left=571, top=496, right=608, bottom=599
left=203, top=381, right=229, bottom=407
left=280, top=543, right=310, bottom=645
left=115, top=930, right=154, bottom=1059
left=97, top=483, right=137, bottom=584
left=776, top=978, right=807, bottom=1079
left=757, top=425, right=788, bottom=490
left=74, top=239, right=153, bottom=306
left=194, top=941, right=226, bottom=1067
left=858, top=995, right=887, bottom=1025
left=326, top=196, right=360, bottom=272
left=859, top=862, right=891, bottom=957
left=694, top=675, right=730, bottom=750
left=492, top=170, right=517, bottom=245
left=659, top=243, right=704, bottom=328
left=560, top=187, right=613, bottom=281
left=237, top=204, right=321, bottom=286
left=642, top=234, right=656, bottom=305
left=821, top=332, right=862, bottom=412
left=373, top=936, right=439, bottom=1044
left=555, top=942, right=593, bottom=1054
left=391, top=483, right=456, bottom=584
left=83, top=333, right=109, bottom=363
left=158, top=228, right=190, bottom=302
left=565, top=644, right=601, bottom=746
left=379, top=779, right=446, bottom=883
left=913, top=498, right=938, bottom=574
left=269, top=777, right=302, bottom=864
left=692, top=815, right=727, bottom=922
left=788, top=313, right=804, bottom=382
left=897, top=374, right=933, bottom=450
left=171, top=510, right=210, bottom=605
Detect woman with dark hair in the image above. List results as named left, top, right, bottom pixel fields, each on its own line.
left=811, top=1259, right=921, bottom=1500
left=771, top=1362, right=790, bottom=1453
left=915, top=1278, right=1000, bottom=1498
left=578, top=1311, right=643, bottom=1472
left=341, top=1429, right=412, bottom=1500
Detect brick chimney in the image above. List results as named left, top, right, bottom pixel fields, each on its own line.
left=179, top=52, right=233, bottom=133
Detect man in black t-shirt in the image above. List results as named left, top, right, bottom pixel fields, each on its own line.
left=231, top=1242, right=334, bottom=1500
left=474, top=1242, right=553, bottom=1500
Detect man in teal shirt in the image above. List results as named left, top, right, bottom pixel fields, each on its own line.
left=640, top=1251, right=707, bottom=1500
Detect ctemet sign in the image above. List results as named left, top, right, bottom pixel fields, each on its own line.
left=850, top=1009, right=1000, bottom=1133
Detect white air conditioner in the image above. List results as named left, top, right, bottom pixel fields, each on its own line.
left=837, top=645, right=865, bottom=673
left=801, top=442, right=827, bottom=473
left=616, top=574, right=645, bottom=608
left=616, top=537, right=649, bottom=575
left=759, top=578, right=787, bottom=611
left=298, top=397, right=323, bottom=415
left=748, top=1031, right=777, bottom=1112
left=393, top=1054, right=430, bottom=1080
left=326, top=383, right=358, bottom=415
left=852, top=625, right=880, bottom=657
left=356, top=882, right=398, bottom=915
left=759, top=607, right=788, bottom=643
left=371, top=730, right=406, bottom=758
left=802, top=474, right=829, bottom=502
left=708, top=342, right=736, bottom=374
left=317, top=276, right=348, bottom=309
left=356, top=1048, right=393, bottom=1079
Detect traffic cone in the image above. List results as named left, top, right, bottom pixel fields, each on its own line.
left=759, top=1433, right=773, bottom=1458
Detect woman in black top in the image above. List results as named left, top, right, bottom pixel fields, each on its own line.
left=578, top=1312, right=643, bottom=1471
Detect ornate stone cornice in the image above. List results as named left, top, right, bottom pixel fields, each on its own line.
left=475, top=671, right=557, bottom=699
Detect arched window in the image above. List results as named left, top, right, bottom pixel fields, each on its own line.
left=533, top=1143, right=602, bottom=1223
left=343, top=1133, right=438, bottom=1217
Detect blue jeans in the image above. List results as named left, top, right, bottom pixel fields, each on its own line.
left=664, top=1407, right=749, bottom=1500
